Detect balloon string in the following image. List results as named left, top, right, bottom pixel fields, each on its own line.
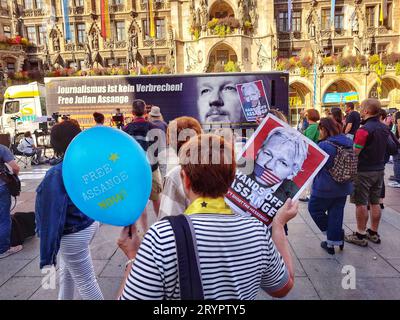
left=128, top=224, right=132, bottom=239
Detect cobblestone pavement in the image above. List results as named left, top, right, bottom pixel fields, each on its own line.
left=1, top=164, right=400, bottom=300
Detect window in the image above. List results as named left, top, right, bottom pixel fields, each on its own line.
left=324, top=47, right=332, bottom=56
left=155, top=19, right=165, bottom=39
left=105, top=58, right=114, bottom=67
left=35, top=0, right=44, bottom=9
left=5, top=101, right=19, bottom=114
left=278, top=12, right=288, bottom=32
left=0, top=0, right=7, bottom=9
left=26, top=26, right=37, bottom=44
left=321, top=9, right=330, bottom=30
left=114, top=0, right=123, bottom=4
left=79, top=60, right=85, bottom=69
left=292, top=11, right=301, bottom=32
left=115, top=21, right=125, bottom=41
left=7, top=62, right=15, bottom=72
left=291, top=49, right=301, bottom=57
left=24, top=0, right=34, bottom=9
left=377, top=43, right=388, bottom=55
left=3, top=25, right=11, bottom=38
left=117, top=58, right=126, bottom=66
left=279, top=50, right=289, bottom=58
left=142, top=20, right=149, bottom=39
left=366, top=6, right=375, bottom=27
left=68, top=23, right=75, bottom=42
left=386, top=3, right=393, bottom=29
left=334, top=7, right=344, bottom=30
left=334, top=46, right=344, bottom=55
left=38, top=25, right=47, bottom=45
left=144, top=56, right=155, bottom=65
left=77, top=23, right=86, bottom=43
left=75, top=0, right=84, bottom=6
left=157, top=55, right=166, bottom=65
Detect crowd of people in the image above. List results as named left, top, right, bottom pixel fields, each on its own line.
left=298, top=101, right=400, bottom=252
left=0, top=97, right=399, bottom=301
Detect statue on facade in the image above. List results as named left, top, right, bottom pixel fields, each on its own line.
left=186, top=44, right=198, bottom=72
left=200, top=0, right=208, bottom=31
left=255, top=39, right=269, bottom=69
left=248, top=0, right=257, bottom=26
left=127, top=30, right=138, bottom=68
left=83, top=43, right=93, bottom=69
left=238, top=0, right=245, bottom=29
left=53, top=36, right=60, bottom=52
left=352, top=14, right=359, bottom=35
left=189, top=0, right=196, bottom=29
left=91, top=32, right=99, bottom=51
left=195, top=8, right=201, bottom=28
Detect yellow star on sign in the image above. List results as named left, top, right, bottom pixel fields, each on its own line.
left=109, top=153, right=119, bottom=162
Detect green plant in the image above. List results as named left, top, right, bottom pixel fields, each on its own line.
left=323, top=56, right=334, bottom=66
left=369, top=54, right=380, bottom=65
left=336, top=64, right=346, bottom=74
left=224, top=61, right=240, bottom=72
left=140, top=67, right=149, bottom=75
left=396, top=62, right=400, bottom=76
left=207, top=18, right=219, bottom=29
left=299, top=67, right=309, bottom=77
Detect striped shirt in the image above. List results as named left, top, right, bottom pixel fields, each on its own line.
left=121, top=213, right=289, bottom=300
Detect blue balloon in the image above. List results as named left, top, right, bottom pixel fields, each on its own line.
left=62, top=126, right=152, bottom=227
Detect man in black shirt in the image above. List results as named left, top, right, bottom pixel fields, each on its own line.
left=344, top=102, right=361, bottom=140
left=123, top=100, right=163, bottom=216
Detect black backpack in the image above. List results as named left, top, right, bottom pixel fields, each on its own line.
left=11, top=212, right=36, bottom=246
left=163, top=215, right=204, bottom=300
left=0, top=165, right=21, bottom=197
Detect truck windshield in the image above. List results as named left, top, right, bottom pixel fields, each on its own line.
left=4, top=101, right=20, bottom=114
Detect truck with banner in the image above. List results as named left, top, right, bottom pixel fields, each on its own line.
left=44, top=72, right=289, bottom=129
left=0, top=82, right=47, bottom=141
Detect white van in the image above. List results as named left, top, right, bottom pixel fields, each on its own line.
left=0, top=82, right=47, bottom=141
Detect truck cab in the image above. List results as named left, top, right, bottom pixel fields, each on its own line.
left=0, top=82, right=46, bottom=142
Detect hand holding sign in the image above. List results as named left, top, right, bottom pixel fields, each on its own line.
left=62, top=126, right=152, bottom=226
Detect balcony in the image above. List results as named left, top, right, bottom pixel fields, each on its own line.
left=103, top=40, right=114, bottom=50
left=140, top=0, right=169, bottom=11
left=377, top=26, right=389, bottom=35
left=23, top=8, right=47, bottom=17
left=142, top=38, right=167, bottom=47
left=366, top=27, right=377, bottom=36
left=334, top=29, right=345, bottom=37
left=69, top=6, right=84, bottom=15
left=109, top=4, right=125, bottom=13
left=76, top=43, right=85, bottom=51
left=115, top=40, right=127, bottom=49
left=34, top=8, right=47, bottom=16
left=65, top=43, right=75, bottom=51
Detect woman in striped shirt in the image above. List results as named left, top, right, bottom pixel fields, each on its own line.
left=118, top=134, right=297, bottom=300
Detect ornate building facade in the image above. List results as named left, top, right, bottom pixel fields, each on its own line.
left=0, top=0, right=26, bottom=86
left=2, top=0, right=400, bottom=124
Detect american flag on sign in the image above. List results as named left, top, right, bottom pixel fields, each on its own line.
left=254, top=164, right=281, bottom=186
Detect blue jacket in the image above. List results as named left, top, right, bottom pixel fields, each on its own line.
left=35, top=162, right=94, bottom=269
left=311, top=134, right=354, bottom=198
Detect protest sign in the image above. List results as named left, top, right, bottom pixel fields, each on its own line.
left=236, top=80, right=270, bottom=121
left=225, top=114, right=329, bottom=226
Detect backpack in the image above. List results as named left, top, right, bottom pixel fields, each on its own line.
left=326, top=141, right=358, bottom=183
left=11, top=212, right=36, bottom=246
left=0, top=165, right=21, bottom=197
